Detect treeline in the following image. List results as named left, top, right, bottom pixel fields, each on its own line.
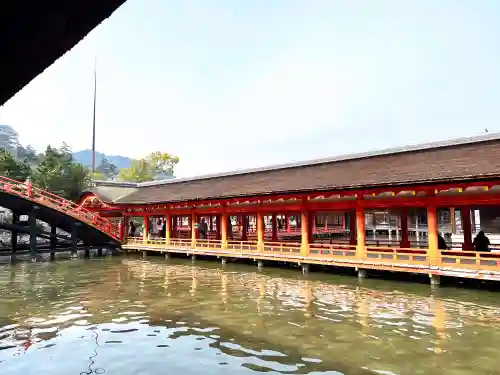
left=0, top=145, right=180, bottom=201
left=0, top=144, right=88, bottom=200
left=92, top=151, right=180, bottom=183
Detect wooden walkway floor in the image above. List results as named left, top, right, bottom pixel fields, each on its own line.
left=122, top=238, right=500, bottom=283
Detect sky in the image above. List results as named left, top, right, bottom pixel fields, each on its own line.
left=2, top=0, right=500, bottom=177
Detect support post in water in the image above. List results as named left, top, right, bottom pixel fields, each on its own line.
left=165, top=253, right=170, bottom=261
left=11, top=211, right=19, bottom=264
left=221, top=257, right=227, bottom=265
left=257, top=260, right=264, bottom=270
left=358, top=268, right=367, bottom=279
left=430, top=274, right=440, bottom=286
left=50, top=225, right=57, bottom=261
left=71, top=222, right=79, bottom=257
left=191, top=254, right=196, bottom=264
left=29, top=207, right=38, bottom=262
left=142, top=250, right=147, bottom=258
left=302, top=264, right=309, bottom=275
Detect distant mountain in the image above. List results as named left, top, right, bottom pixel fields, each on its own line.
left=72, top=149, right=133, bottom=169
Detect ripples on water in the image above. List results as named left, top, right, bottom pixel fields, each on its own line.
left=1, top=258, right=500, bottom=375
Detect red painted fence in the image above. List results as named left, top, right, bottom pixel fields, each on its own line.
left=0, top=176, right=121, bottom=242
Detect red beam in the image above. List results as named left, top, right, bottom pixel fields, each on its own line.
left=110, top=193, right=500, bottom=217
left=83, top=179, right=500, bottom=216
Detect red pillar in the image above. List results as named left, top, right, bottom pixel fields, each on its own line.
left=271, top=213, right=278, bottom=241
left=172, top=215, right=177, bottom=238
left=356, top=206, right=366, bottom=259
left=300, top=210, right=310, bottom=256
left=257, top=212, right=264, bottom=250
left=349, top=211, right=357, bottom=245
left=215, top=215, right=221, bottom=240
left=241, top=214, right=248, bottom=241
left=26, top=178, right=32, bottom=197
left=427, top=205, right=439, bottom=265
left=399, top=208, right=410, bottom=248
left=285, top=214, right=290, bottom=232
left=165, top=214, right=172, bottom=244
left=221, top=212, right=228, bottom=248
left=461, top=207, right=473, bottom=250
left=143, top=216, right=150, bottom=243
left=191, top=213, right=197, bottom=245
left=308, top=212, right=314, bottom=243
left=122, top=216, right=129, bottom=241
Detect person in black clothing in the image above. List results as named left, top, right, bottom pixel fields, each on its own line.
left=437, top=233, right=448, bottom=250
left=199, top=218, right=208, bottom=239
left=159, top=220, right=166, bottom=238
left=473, top=231, right=490, bottom=252
left=129, top=221, right=136, bottom=237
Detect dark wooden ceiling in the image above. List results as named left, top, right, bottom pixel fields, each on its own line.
left=0, top=0, right=126, bottom=105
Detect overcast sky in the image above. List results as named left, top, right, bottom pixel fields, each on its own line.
left=2, top=0, right=500, bottom=177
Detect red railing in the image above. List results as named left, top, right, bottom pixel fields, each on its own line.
left=0, top=175, right=121, bottom=242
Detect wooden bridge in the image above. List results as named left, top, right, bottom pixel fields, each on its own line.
left=0, top=176, right=121, bottom=261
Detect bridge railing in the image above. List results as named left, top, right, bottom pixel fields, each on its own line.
left=0, top=175, right=121, bottom=241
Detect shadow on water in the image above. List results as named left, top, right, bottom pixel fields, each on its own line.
left=148, top=312, right=374, bottom=375
left=2, top=257, right=500, bottom=374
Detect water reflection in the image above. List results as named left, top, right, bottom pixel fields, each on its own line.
left=0, top=258, right=500, bottom=374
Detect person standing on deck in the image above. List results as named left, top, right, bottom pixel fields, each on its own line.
left=129, top=221, right=136, bottom=237
left=199, top=217, right=208, bottom=239
left=159, top=219, right=166, bottom=238
left=473, top=231, right=491, bottom=252
left=437, top=232, right=448, bottom=250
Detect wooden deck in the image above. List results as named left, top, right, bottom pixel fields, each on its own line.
left=122, top=237, right=500, bottom=283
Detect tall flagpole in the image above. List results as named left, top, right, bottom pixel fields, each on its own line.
left=91, top=57, right=97, bottom=173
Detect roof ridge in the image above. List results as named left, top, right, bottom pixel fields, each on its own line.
left=95, top=131, right=500, bottom=189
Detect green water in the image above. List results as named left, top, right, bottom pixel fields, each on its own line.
left=1, top=256, right=500, bottom=375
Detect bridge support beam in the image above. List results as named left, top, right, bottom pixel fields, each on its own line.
left=11, top=212, right=19, bottom=263
left=50, top=226, right=57, bottom=261
left=29, top=208, right=38, bottom=262
left=71, top=222, right=80, bottom=257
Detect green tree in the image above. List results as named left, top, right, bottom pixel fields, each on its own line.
left=0, top=148, right=31, bottom=181
left=96, top=157, right=118, bottom=179
left=16, top=145, right=40, bottom=165
left=33, top=144, right=90, bottom=200
left=117, top=159, right=154, bottom=182
left=146, top=151, right=179, bottom=177
left=89, top=171, right=107, bottom=181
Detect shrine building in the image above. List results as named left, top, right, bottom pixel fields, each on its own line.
left=78, top=133, right=500, bottom=284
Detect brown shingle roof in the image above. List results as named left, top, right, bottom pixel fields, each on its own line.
left=89, top=133, right=500, bottom=205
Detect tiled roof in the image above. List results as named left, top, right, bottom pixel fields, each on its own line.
left=89, top=133, right=500, bottom=204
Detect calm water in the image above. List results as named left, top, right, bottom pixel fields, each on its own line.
left=1, top=257, right=500, bottom=375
